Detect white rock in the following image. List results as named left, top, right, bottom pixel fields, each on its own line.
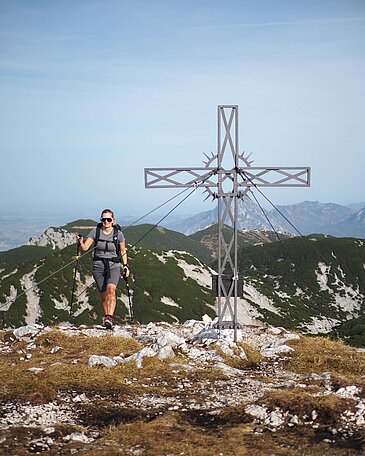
left=245, top=404, right=268, bottom=421
left=267, top=327, right=282, bottom=335
left=336, top=385, right=359, bottom=399
left=50, top=346, right=61, bottom=354
left=305, top=373, right=322, bottom=381
left=30, top=437, right=53, bottom=450
left=27, top=367, right=44, bottom=374
left=72, top=393, right=88, bottom=403
left=185, top=346, right=223, bottom=363
left=290, top=415, right=299, bottom=425
left=311, top=410, right=318, bottom=421
left=113, top=355, right=125, bottom=364
left=158, top=345, right=175, bottom=360
left=215, top=362, right=245, bottom=377
left=357, top=401, right=365, bottom=410
left=88, top=355, right=117, bottom=368
left=109, top=327, right=132, bottom=338
left=216, top=340, right=236, bottom=357
left=14, top=325, right=43, bottom=339
left=261, top=344, right=294, bottom=357
left=41, top=426, right=55, bottom=434
left=269, top=411, right=284, bottom=427
left=183, top=319, right=204, bottom=327
left=122, top=345, right=158, bottom=368
left=155, top=331, right=185, bottom=348
left=192, top=327, right=219, bottom=342
left=64, top=432, right=93, bottom=443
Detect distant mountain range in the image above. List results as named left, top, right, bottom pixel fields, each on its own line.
left=167, top=200, right=365, bottom=238
left=0, top=201, right=364, bottom=252
left=1, top=220, right=365, bottom=346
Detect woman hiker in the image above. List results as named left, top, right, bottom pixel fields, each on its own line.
left=77, top=209, right=129, bottom=329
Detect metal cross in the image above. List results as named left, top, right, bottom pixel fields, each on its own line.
left=145, top=105, right=311, bottom=340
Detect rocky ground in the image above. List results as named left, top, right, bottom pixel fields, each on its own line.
left=1, top=320, right=365, bottom=455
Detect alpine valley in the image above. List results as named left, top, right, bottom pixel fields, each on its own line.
left=0, top=217, right=364, bottom=347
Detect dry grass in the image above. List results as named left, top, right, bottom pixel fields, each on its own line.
left=86, top=411, right=360, bottom=456
left=240, top=342, right=263, bottom=367
left=37, top=329, right=143, bottom=359
left=96, top=413, right=282, bottom=456
left=2, top=329, right=365, bottom=455
left=259, top=389, right=354, bottom=426
left=0, top=329, right=225, bottom=404
left=286, top=336, right=365, bottom=378
left=0, top=330, right=144, bottom=403
left=216, top=342, right=262, bottom=370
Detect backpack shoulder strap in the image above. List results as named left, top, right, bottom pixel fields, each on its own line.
left=94, top=223, right=103, bottom=246
left=113, top=224, right=121, bottom=254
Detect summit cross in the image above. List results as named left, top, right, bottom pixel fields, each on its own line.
left=145, top=105, right=311, bottom=340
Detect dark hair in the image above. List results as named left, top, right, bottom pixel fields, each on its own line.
left=101, top=208, right=115, bottom=219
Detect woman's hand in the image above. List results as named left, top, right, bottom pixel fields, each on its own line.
left=122, top=265, right=130, bottom=278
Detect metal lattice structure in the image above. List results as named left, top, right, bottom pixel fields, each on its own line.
left=145, top=105, right=311, bottom=340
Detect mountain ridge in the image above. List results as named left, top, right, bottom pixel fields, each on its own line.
left=167, top=200, right=365, bottom=238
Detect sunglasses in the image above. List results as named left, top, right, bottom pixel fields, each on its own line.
left=101, top=217, right=113, bottom=222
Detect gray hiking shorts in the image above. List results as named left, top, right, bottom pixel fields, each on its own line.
left=93, top=259, right=121, bottom=293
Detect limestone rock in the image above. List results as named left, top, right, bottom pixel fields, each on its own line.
left=88, top=355, right=117, bottom=368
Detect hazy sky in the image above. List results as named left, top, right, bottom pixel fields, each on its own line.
left=0, top=0, right=364, bottom=220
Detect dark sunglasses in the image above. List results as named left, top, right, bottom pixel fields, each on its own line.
left=101, top=217, right=113, bottom=222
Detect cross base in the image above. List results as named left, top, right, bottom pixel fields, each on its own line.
left=213, top=321, right=241, bottom=330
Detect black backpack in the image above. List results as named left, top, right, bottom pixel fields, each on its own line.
left=94, top=223, right=122, bottom=255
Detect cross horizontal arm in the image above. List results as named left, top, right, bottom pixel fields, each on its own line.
left=145, top=166, right=310, bottom=189
left=238, top=167, right=311, bottom=187
left=145, top=167, right=218, bottom=188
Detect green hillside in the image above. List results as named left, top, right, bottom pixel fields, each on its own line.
left=190, top=223, right=292, bottom=259
left=61, top=219, right=98, bottom=236
left=333, top=316, right=365, bottom=347
left=121, top=224, right=212, bottom=264
left=235, top=235, right=365, bottom=333
left=0, top=245, right=53, bottom=270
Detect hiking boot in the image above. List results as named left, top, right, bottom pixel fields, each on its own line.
left=103, top=315, right=113, bottom=330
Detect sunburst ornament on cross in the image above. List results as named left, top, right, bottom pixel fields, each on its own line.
left=145, top=105, right=311, bottom=341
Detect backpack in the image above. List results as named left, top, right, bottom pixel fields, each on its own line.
left=94, top=223, right=122, bottom=255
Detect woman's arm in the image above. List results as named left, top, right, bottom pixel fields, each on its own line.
left=119, top=241, right=130, bottom=277
left=78, top=235, right=94, bottom=252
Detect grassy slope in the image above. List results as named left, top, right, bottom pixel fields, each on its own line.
left=190, top=223, right=293, bottom=260
left=235, top=235, right=365, bottom=331
left=333, top=316, right=365, bottom=347
left=122, top=224, right=212, bottom=264
left=0, top=245, right=53, bottom=270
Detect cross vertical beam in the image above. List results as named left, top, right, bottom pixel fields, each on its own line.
left=217, top=106, right=241, bottom=340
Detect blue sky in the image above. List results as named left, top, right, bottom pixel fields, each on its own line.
left=0, top=0, right=364, bottom=220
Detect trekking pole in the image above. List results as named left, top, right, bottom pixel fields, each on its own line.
left=70, top=236, right=81, bottom=315
left=123, top=273, right=134, bottom=323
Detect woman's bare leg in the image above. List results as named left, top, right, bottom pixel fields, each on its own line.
left=100, top=284, right=117, bottom=316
